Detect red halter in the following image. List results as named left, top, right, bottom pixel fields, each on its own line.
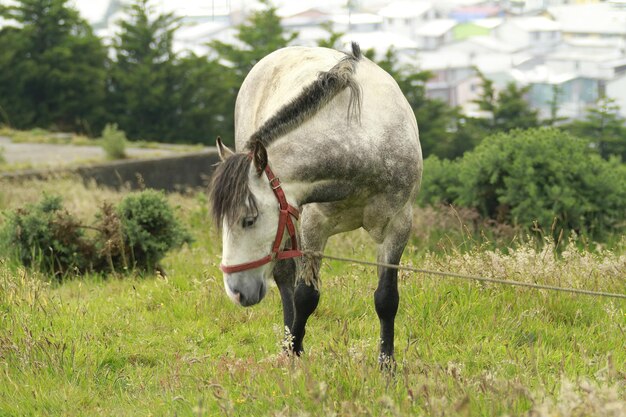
left=219, top=163, right=302, bottom=274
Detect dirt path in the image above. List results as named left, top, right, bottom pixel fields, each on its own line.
left=0, top=136, right=181, bottom=168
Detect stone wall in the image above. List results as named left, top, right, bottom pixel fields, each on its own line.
left=1, top=149, right=220, bottom=192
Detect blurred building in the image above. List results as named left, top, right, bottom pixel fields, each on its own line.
left=70, top=0, right=626, bottom=120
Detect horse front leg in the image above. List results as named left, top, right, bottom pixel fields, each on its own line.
left=374, top=206, right=412, bottom=367
left=273, top=258, right=296, bottom=350
left=290, top=206, right=328, bottom=356
left=291, top=256, right=321, bottom=355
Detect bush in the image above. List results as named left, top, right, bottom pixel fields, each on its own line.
left=99, top=190, right=192, bottom=272
left=100, top=123, right=127, bottom=160
left=417, top=155, right=461, bottom=206
left=0, top=146, right=5, bottom=164
left=1, top=195, right=94, bottom=276
left=1, top=190, right=191, bottom=277
left=420, top=128, right=626, bottom=240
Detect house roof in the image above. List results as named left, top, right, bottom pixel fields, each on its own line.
left=448, top=4, right=501, bottom=22
left=176, top=21, right=230, bottom=42
left=294, top=26, right=336, bottom=46
left=548, top=49, right=622, bottom=63
left=276, top=5, right=331, bottom=18
left=466, top=35, right=521, bottom=53
left=414, top=50, right=531, bottom=73
left=472, top=17, right=503, bottom=29
left=340, top=31, right=418, bottom=52
left=602, top=57, right=626, bottom=69
left=378, top=1, right=432, bottom=19
left=548, top=4, right=626, bottom=35
left=415, top=19, right=457, bottom=37
left=437, top=0, right=488, bottom=5
left=161, top=0, right=231, bottom=18
left=563, top=37, right=625, bottom=49
left=441, top=36, right=524, bottom=54
left=331, top=13, right=383, bottom=26
left=509, top=16, right=561, bottom=32
left=511, top=66, right=578, bottom=85
left=70, top=0, right=111, bottom=24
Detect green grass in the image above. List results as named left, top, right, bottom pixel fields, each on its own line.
left=0, top=180, right=625, bottom=416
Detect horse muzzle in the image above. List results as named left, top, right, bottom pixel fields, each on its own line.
left=224, top=273, right=267, bottom=307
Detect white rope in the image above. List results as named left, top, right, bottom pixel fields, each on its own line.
left=303, top=252, right=626, bottom=300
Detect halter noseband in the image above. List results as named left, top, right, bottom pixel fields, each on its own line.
left=219, top=162, right=302, bottom=274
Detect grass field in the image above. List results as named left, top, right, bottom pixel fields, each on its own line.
left=0, top=179, right=625, bottom=416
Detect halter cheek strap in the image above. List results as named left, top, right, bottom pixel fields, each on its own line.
left=220, top=163, right=302, bottom=274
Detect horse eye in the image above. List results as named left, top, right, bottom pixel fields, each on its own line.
left=242, top=216, right=256, bottom=229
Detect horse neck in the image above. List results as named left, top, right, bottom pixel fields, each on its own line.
left=267, top=142, right=355, bottom=207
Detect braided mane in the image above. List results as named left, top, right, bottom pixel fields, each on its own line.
left=245, top=42, right=363, bottom=151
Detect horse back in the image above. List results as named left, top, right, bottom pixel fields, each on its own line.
left=234, top=46, right=422, bottom=203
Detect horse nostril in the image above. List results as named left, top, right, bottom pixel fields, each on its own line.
left=232, top=289, right=242, bottom=303
left=236, top=290, right=248, bottom=305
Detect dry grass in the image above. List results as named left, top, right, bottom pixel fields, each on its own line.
left=0, top=176, right=124, bottom=222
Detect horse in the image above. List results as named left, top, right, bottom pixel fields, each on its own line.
left=209, top=43, right=422, bottom=363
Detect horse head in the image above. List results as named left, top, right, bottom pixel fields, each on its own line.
left=211, top=138, right=300, bottom=307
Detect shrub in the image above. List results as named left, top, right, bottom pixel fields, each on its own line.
left=1, top=195, right=94, bottom=276
left=99, top=190, right=192, bottom=272
left=417, top=155, right=461, bottom=206
left=1, top=190, right=192, bottom=277
left=0, top=146, right=5, bottom=164
left=420, top=128, right=626, bottom=240
left=100, top=123, right=127, bottom=160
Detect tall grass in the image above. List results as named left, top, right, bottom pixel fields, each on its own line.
left=0, top=179, right=624, bottom=416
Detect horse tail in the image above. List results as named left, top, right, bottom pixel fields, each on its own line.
left=339, top=42, right=363, bottom=124
left=307, top=41, right=362, bottom=124
left=247, top=43, right=363, bottom=150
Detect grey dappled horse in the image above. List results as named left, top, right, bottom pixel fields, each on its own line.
left=210, top=43, right=422, bottom=363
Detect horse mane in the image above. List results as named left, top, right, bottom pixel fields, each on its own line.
left=210, top=43, right=363, bottom=228
left=245, top=42, right=363, bottom=151
left=210, top=153, right=257, bottom=228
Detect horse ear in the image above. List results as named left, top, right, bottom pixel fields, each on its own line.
left=216, top=136, right=234, bottom=161
left=252, top=141, right=267, bottom=175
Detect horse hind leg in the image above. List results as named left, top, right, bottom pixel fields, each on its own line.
left=374, top=204, right=412, bottom=366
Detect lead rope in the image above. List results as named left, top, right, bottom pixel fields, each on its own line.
left=302, top=251, right=626, bottom=300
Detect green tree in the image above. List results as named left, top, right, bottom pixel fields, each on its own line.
left=471, top=71, right=539, bottom=133
left=0, top=0, right=107, bottom=133
left=170, top=54, right=234, bottom=144
left=495, top=82, right=539, bottom=131
left=107, top=0, right=233, bottom=144
left=107, top=0, right=180, bottom=141
left=566, top=97, right=626, bottom=160
left=544, top=84, right=567, bottom=126
left=208, top=1, right=297, bottom=144
left=376, top=48, right=473, bottom=159
left=316, top=22, right=344, bottom=49
left=209, top=0, right=298, bottom=84
left=473, top=70, right=497, bottom=118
